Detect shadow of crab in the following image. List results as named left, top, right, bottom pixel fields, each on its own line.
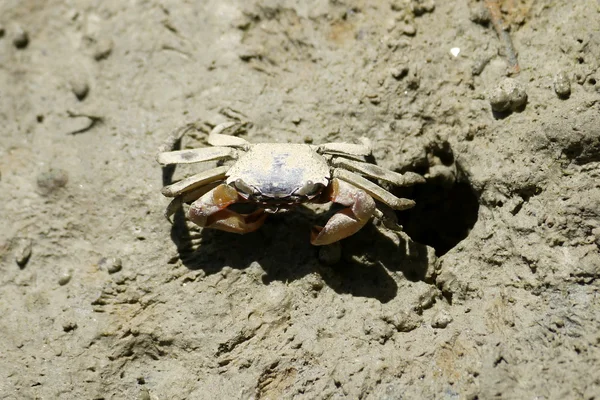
left=167, top=203, right=432, bottom=303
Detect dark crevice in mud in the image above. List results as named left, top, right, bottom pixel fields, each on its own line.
left=396, top=162, right=479, bottom=256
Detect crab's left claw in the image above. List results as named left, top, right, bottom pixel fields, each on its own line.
left=310, top=178, right=375, bottom=246
left=188, top=184, right=267, bottom=233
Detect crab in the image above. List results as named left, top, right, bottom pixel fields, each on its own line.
left=157, top=122, right=424, bottom=246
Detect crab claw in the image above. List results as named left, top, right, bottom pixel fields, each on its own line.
left=310, top=178, right=375, bottom=246
left=188, top=184, right=267, bottom=233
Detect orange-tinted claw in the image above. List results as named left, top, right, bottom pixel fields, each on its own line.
left=188, top=184, right=267, bottom=233
left=310, top=178, right=375, bottom=246
left=205, top=208, right=267, bottom=233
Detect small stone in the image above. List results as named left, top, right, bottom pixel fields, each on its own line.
left=318, top=242, right=341, bottom=265
left=12, top=26, right=29, bottom=49
left=58, top=271, right=72, bottom=286
left=36, top=168, right=68, bottom=195
left=0, top=24, right=5, bottom=38
left=70, top=75, right=90, bottom=101
left=488, top=87, right=511, bottom=112
left=98, top=257, right=122, bottom=274
left=489, top=78, right=527, bottom=112
left=437, top=271, right=461, bottom=298
left=382, top=310, right=420, bottom=332
left=400, top=23, right=416, bottom=36
left=553, top=71, right=571, bottom=99
left=93, top=37, right=113, bottom=61
left=363, top=318, right=394, bottom=344
left=416, top=287, right=439, bottom=311
left=390, top=66, right=409, bottom=80
left=552, top=317, right=565, bottom=328
left=431, top=309, right=453, bottom=328
left=15, top=238, right=33, bottom=268
left=62, top=320, right=78, bottom=332
left=107, top=258, right=122, bottom=274
left=411, top=0, right=435, bottom=16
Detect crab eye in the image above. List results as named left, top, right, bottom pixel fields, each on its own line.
left=296, top=180, right=322, bottom=196
left=234, top=179, right=258, bottom=196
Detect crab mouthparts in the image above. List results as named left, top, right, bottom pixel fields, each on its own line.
left=254, top=194, right=307, bottom=207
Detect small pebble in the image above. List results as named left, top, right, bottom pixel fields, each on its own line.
left=15, top=238, right=33, bottom=268
left=400, top=23, right=416, bottom=36
left=99, top=257, right=122, bottom=274
left=553, top=71, right=571, bottom=99
left=488, top=87, right=510, bottom=112
left=70, top=75, right=90, bottom=101
left=12, top=26, right=29, bottom=49
left=417, top=287, right=438, bottom=311
left=0, top=25, right=5, bottom=38
left=36, top=168, right=68, bottom=195
left=62, top=320, right=78, bottom=332
left=390, top=66, right=409, bottom=80
left=431, top=309, right=453, bottom=329
left=382, top=310, right=420, bottom=332
left=93, top=37, right=113, bottom=61
left=318, top=242, right=341, bottom=265
left=551, top=317, right=565, bottom=328
left=411, top=0, right=435, bottom=16
left=489, top=78, right=528, bottom=112
left=58, top=271, right=72, bottom=286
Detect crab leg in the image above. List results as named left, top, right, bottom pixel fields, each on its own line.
left=333, top=169, right=416, bottom=210
left=157, top=147, right=236, bottom=166
left=188, top=184, right=267, bottom=233
left=330, top=157, right=425, bottom=186
left=310, top=178, right=376, bottom=246
left=207, top=122, right=250, bottom=148
left=314, top=142, right=371, bottom=159
left=161, top=166, right=229, bottom=197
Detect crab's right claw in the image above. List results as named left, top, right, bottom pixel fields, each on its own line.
left=188, top=184, right=267, bottom=233
left=310, top=178, right=376, bottom=246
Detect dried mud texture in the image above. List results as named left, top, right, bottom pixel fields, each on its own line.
left=1, top=1, right=599, bottom=399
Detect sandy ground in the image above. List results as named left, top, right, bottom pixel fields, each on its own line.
left=1, top=0, right=599, bottom=399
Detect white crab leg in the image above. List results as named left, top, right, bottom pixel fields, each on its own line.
left=314, top=141, right=371, bottom=158
left=157, top=146, right=237, bottom=166
left=157, top=122, right=199, bottom=154
left=333, top=169, right=415, bottom=210
left=330, top=157, right=425, bottom=186
left=161, top=166, right=229, bottom=197
left=207, top=122, right=250, bottom=148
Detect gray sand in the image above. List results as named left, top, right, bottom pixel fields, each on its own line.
left=1, top=0, right=599, bottom=398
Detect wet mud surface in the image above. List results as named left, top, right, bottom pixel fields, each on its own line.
left=1, top=1, right=599, bottom=399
